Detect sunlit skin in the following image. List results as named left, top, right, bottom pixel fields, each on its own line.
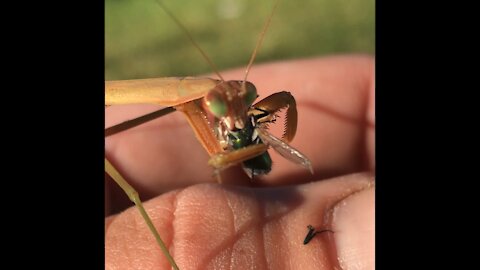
left=105, top=55, right=375, bottom=270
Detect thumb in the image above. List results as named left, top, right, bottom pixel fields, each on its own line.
left=332, top=186, right=375, bottom=270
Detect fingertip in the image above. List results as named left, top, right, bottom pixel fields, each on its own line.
left=332, top=186, right=375, bottom=270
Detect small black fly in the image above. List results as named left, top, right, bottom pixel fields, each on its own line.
left=303, top=225, right=334, bottom=245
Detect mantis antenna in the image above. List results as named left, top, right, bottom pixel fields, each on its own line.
left=242, top=0, right=281, bottom=93
left=154, top=0, right=225, bottom=81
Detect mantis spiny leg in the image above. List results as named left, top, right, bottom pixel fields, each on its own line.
left=253, top=91, right=298, bottom=142
left=208, top=144, right=269, bottom=171
left=105, top=158, right=179, bottom=270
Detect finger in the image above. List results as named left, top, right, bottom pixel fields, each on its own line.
left=332, top=184, right=375, bottom=270
left=105, top=172, right=374, bottom=270
left=105, top=55, right=375, bottom=204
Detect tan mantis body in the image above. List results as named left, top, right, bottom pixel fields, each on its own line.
left=106, top=77, right=217, bottom=106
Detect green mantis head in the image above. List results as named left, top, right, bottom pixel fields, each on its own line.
left=204, top=80, right=258, bottom=130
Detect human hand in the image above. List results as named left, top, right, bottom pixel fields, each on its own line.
left=105, top=55, right=375, bottom=269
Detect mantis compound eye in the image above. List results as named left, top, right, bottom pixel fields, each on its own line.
left=205, top=90, right=228, bottom=118
left=243, top=81, right=258, bottom=106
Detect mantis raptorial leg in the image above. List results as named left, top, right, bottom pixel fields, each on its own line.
left=105, top=0, right=312, bottom=269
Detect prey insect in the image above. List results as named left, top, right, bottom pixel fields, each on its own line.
left=303, top=225, right=334, bottom=245
left=106, top=0, right=312, bottom=269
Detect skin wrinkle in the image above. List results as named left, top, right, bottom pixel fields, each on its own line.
left=322, top=200, right=343, bottom=270
left=283, top=221, right=295, bottom=270
left=221, top=188, right=235, bottom=270
left=146, top=198, right=170, bottom=268
left=173, top=185, right=230, bottom=269
left=171, top=187, right=183, bottom=267
left=195, top=197, right=233, bottom=269
left=261, top=191, right=300, bottom=270
left=229, top=193, right=268, bottom=269
left=323, top=225, right=338, bottom=268
left=258, top=203, right=268, bottom=270
left=197, top=184, right=304, bottom=269
left=209, top=187, right=276, bottom=269
left=158, top=191, right=178, bottom=263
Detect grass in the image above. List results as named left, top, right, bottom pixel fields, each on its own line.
left=105, top=0, right=375, bottom=80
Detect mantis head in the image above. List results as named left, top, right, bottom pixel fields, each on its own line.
left=203, top=80, right=258, bottom=130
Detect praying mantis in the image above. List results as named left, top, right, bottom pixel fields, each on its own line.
left=105, top=0, right=312, bottom=269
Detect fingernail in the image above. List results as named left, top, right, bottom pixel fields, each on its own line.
left=332, top=187, right=375, bottom=270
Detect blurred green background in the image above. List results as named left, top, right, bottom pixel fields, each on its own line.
left=105, top=0, right=374, bottom=80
